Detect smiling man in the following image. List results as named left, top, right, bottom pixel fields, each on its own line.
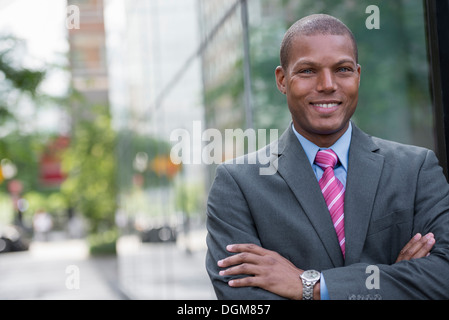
left=205, top=14, right=449, bottom=300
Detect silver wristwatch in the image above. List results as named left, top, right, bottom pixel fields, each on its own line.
left=300, top=270, right=320, bottom=300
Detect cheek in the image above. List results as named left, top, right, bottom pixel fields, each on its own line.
left=288, top=81, right=313, bottom=102
left=340, top=78, right=360, bottom=98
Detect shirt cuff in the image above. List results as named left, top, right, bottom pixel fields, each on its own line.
left=320, top=273, right=330, bottom=300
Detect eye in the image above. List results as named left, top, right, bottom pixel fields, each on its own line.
left=299, top=69, right=314, bottom=74
left=337, top=67, right=353, bottom=73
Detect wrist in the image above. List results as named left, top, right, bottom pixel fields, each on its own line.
left=313, top=281, right=321, bottom=300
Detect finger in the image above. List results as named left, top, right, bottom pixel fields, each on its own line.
left=226, top=243, right=267, bottom=255
left=218, top=244, right=268, bottom=268
left=219, top=262, right=260, bottom=277
left=402, top=233, right=422, bottom=253
left=411, top=233, right=435, bottom=259
left=228, top=276, right=259, bottom=288
left=218, top=250, right=264, bottom=268
left=397, top=233, right=433, bottom=262
left=396, top=233, right=422, bottom=262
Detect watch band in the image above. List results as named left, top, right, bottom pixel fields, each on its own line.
left=302, top=279, right=315, bottom=300
left=300, top=270, right=320, bottom=300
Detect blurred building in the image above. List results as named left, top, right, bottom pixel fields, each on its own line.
left=198, top=0, right=261, bottom=132
left=104, top=1, right=206, bottom=218
left=105, top=0, right=203, bottom=137
left=67, top=0, right=109, bottom=108
left=198, top=0, right=244, bottom=132
left=103, top=0, right=211, bottom=299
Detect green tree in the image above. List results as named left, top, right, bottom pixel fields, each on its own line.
left=0, top=35, right=54, bottom=225
left=0, top=36, right=46, bottom=128
left=61, top=105, right=117, bottom=233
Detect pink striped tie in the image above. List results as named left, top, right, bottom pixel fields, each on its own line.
left=315, top=149, right=345, bottom=258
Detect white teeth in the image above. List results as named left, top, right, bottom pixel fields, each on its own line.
left=313, top=103, right=339, bottom=108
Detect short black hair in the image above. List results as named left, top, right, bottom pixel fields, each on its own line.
left=280, top=14, right=358, bottom=70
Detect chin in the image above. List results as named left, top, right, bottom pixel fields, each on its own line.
left=312, top=121, right=347, bottom=135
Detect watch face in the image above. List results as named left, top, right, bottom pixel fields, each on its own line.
left=303, top=270, right=320, bottom=281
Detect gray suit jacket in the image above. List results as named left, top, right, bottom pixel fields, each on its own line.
left=205, top=122, right=449, bottom=299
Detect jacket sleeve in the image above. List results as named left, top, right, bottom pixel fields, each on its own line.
left=322, top=150, right=449, bottom=299
left=205, top=164, right=286, bottom=300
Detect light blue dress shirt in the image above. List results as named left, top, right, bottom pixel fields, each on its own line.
left=291, top=122, right=353, bottom=300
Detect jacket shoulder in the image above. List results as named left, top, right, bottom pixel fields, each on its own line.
left=220, top=139, right=280, bottom=173
left=370, top=135, right=431, bottom=158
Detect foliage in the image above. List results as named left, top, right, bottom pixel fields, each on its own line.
left=0, top=35, right=50, bottom=203
left=174, top=181, right=205, bottom=217
left=61, top=105, right=117, bottom=233
left=0, top=36, right=46, bottom=127
left=0, top=192, right=14, bottom=224
left=88, top=228, right=118, bottom=255
left=0, top=132, right=46, bottom=193
left=0, top=35, right=70, bottom=227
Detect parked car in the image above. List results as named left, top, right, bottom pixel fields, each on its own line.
left=0, top=224, right=30, bottom=253
left=140, top=225, right=177, bottom=243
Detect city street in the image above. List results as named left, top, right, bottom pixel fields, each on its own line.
left=117, top=232, right=216, bottom=300
left=0, top=238, right=125, bottom=300
left=0, top=231, right=215, bottom=300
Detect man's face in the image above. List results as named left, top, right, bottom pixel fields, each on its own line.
left=275, top=34, right=361, bottom=147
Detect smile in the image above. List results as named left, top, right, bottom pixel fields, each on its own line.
left=310, top=101, right=342, bottom=109
left=311, top=103, right=340, bottom=108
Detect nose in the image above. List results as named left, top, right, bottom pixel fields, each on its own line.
left=317, top=69, right=337, bottom=93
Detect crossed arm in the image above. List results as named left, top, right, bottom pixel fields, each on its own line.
left=217, top=232, right=435, bottom=300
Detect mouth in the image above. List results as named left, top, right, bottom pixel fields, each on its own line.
left=310, top=101, right=342, bottom=113
left=310, top=101, right=342, bottom=108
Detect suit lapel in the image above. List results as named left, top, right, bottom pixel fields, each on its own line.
left=344, top=124, right=384, bottom=265
left=275, top=125, right=344, bottom=267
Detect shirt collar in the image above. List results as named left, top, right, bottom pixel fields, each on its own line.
left=291, top=122, right=352, bottom=171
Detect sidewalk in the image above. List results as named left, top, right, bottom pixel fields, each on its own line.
left=0, top=239, right=125, bottom=300
left=0, top=230, right=216, bottom=300
left=117, top=231, right=216, bottom=300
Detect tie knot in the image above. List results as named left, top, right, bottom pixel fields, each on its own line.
left=315, top=149, right=338, bottom=170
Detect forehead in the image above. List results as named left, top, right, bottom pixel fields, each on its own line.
left=289, top=34, right=356, bottom=67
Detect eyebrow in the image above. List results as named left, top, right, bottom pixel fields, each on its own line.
left=292, top=58, right=356, bottom=69
left=335, top=59, right=356, bottom=65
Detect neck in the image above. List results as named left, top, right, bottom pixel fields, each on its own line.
left=292, top=122, right=350, bottom=148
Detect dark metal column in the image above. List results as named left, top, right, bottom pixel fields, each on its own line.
left=425, top=0, right=449, bottom=178
left=241, top=0, right=254, bottom=130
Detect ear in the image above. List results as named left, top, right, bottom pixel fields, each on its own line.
left=357, top=64, right=362, bottom=87
left=275, top=66, right=287, bottom=94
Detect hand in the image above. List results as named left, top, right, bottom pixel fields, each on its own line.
left=217, top=244, right=317, bottom=300
left=395, top=233, right=435, bottom=263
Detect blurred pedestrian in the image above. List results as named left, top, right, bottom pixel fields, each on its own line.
left=33, top=209, right=53, bottom=241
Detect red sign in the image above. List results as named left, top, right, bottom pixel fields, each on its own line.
left=40, top=136, right=70, bottom=187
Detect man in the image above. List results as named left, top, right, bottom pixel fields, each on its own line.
left=205, top=14, right=449, bottom=299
